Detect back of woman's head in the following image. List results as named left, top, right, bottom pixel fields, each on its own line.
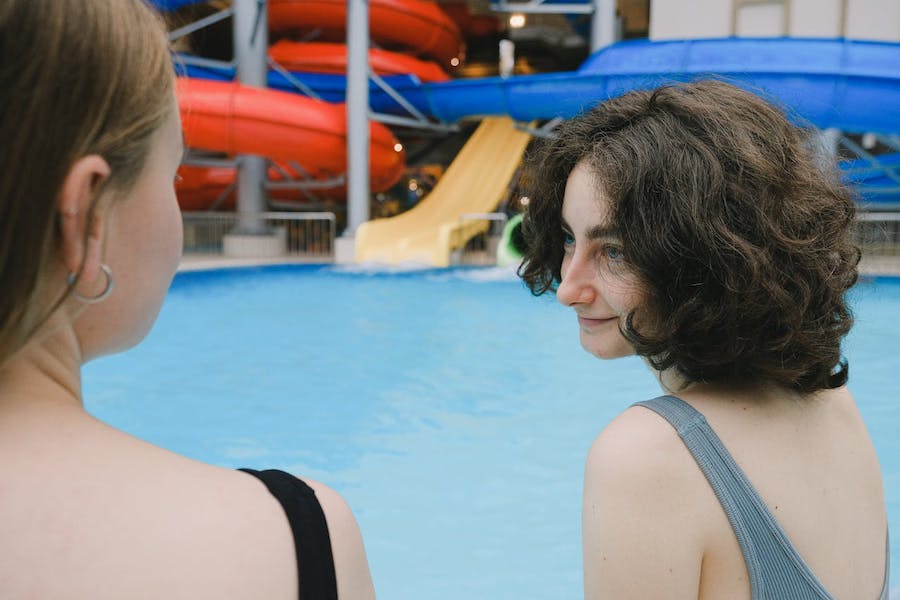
left=520, top=79, right=860, bottom=394
left=0, top=0, right=173, bottom=364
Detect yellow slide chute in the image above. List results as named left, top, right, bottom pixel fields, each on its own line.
left=355, top=116, right=532, bottom=267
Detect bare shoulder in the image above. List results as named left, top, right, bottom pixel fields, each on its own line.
left=0, top=417, right=373, bottom=599
left=582, top=405, right=714, bottom=599
left=302, top=478, right=376, bottom=600
left=142, top=464, right=376, bottom=599
left=586, top=403, right=699, bottom=489
left=199, top=467, right=376, bottom=600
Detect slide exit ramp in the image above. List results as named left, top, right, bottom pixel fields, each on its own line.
left=355, top=117, right=532, bottom=267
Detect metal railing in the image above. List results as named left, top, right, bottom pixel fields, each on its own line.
left=182, top=211, right=336, bottom=261
left=855, top=211, right=900, bottom=257
left=179, top=209, right=900, bottom=269
left=452, top=213, right=509, bottom=266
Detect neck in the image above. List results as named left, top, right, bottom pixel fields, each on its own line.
left=655, top=366, right=688, bottom=395
left=0, top=319, right=85, bottom=418
left=653, top=366, right=807, bottom=406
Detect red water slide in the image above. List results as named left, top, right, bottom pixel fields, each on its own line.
left=177, top=78, right=405, bottom=210
left=268, top=0, right=464, bottom=67
left=269, top=41, right=450, bottom=83
left=176, top=0, right=460, bottom=210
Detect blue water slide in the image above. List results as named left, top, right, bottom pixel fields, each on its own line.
left=176, top=37, right=900, bottom=202
left=410, top=37, right=900, bottom=206
left=148, top=0, right=206, bottom=10
left=414, top=38, right=900, bottom=135
left=182, top=37, right=900, bottom=135
left=842, top=153, right=900, bottom=204
left=177, top=60, right=424, bottom=106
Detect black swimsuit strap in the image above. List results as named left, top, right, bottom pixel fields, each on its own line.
left=239, top=468, right=338, bottom=600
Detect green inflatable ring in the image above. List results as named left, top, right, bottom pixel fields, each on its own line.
left=497, top=213, right=524, bottom=267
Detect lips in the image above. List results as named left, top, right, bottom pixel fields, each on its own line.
left=577, top=315, right=616, bottom=328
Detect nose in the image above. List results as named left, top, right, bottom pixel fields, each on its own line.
left=556, top=252, right=596, bottom=307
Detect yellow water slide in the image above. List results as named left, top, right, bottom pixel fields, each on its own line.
left=355, top=116, right=532, bottom=267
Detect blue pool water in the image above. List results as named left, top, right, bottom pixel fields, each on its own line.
left=84, top=265, right=898, bottom=598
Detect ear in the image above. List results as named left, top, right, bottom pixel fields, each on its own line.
left=57, top=155, right=111, bottom=282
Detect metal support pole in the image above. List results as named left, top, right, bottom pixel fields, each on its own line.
left=345, top=0, right=370, bottom=238
left=591, top=0, right=617, bottom=52
left=818, top=127, right=841, bottom=163
left=233, top=0, right=268, bottom=234
left=168, top=7, right=234, bottom=43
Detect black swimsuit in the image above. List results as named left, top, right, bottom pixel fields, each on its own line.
left=239, top=468, right=338, bottom=600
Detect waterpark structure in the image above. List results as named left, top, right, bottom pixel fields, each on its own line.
left=155, top=0, right=900, bottom=266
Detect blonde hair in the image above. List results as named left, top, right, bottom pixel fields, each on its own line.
left=0, top=0, right=174, bottom=364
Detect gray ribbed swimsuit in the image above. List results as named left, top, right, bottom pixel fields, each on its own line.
left=634, top=395, right=890, bottom=599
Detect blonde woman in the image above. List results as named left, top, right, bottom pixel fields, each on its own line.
left=0, top=1, right=374, bottom=598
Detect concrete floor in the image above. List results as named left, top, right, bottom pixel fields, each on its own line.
left=178, top=252, right=900, bottom=275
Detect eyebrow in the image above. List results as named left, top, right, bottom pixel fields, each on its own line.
left=560, top=217, right=619, bottom=240
left=585, top=224, right=619, bottom=240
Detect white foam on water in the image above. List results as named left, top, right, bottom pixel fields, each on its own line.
left=332, top=261, right=433, bottom=275
left=445, top=265, right=521, bottom=283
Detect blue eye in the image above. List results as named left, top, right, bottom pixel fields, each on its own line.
left=604, top=245, right=624, bottom=260
left=562, top=231, right=575, bottom=251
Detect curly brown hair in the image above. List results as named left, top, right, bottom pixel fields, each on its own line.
left=519, top=79, right=860, bottom=394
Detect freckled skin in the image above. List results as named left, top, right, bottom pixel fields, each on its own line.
left=555, top=161, right=642, bottom=360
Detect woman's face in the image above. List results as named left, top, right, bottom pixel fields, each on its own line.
left=77, top=98, right=184, bottom=360
left=555, top=160, right=642, bottom=360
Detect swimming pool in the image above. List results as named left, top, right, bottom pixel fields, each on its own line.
left=84, top=265, right=898, bottom=598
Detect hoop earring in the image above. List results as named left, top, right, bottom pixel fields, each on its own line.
left=67, top=264, right=114, bottom=304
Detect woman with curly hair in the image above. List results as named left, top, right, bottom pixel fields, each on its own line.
left=520, top=80, right=889, bottom=599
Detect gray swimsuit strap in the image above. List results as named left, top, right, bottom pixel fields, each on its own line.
left=634, top=395, right=890, bottom=600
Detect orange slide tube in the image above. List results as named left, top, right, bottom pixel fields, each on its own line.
left=176, top=77, right=405, bottom=209
left=269, top=0, right=464, bottom=68
left=269, top=41, right=450, bottom=83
